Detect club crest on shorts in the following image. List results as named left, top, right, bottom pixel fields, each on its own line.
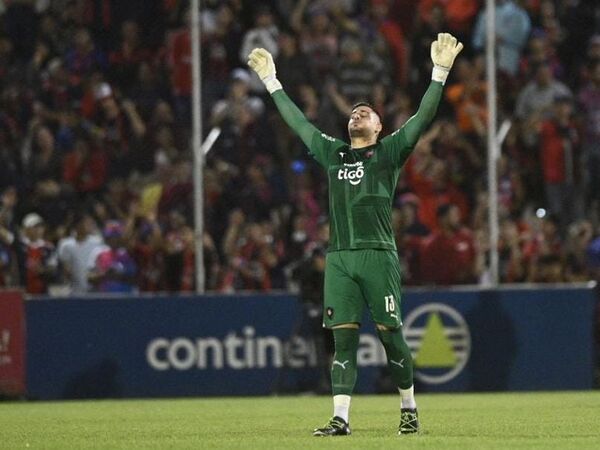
left=326, top=307, right=334, bottom=319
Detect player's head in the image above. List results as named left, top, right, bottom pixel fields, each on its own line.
left=348, top=102, right=382, bottom=140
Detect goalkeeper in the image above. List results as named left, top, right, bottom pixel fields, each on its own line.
left=248, top=33, right=463, bottom=437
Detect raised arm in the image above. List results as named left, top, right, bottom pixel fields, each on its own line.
left=248, top=48, right=326, bottom=157
left=389, top=33, right=464, bottom=152
left=401, top=81, right=444, bottom=148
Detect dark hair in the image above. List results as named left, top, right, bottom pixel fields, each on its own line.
left=351, top=102, right=380, bottom=120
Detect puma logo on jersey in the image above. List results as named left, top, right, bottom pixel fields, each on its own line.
left=338, top=162, right=364, bottom=185
left=390, top=359, right=405, bottom=368
left=333, top=360, right=350, bottom=370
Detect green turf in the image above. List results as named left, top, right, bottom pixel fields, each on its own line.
left=1, top=392, right=600, bottom=449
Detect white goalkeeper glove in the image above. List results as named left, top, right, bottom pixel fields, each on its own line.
left=430, top=33, right=464, bottom=85
left=247, top=48, right=282, bottom=94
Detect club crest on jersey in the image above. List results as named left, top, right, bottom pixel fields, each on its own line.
left=338, top=161, right=364, bottom=186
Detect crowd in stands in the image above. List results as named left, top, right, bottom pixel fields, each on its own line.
left=0, top=0, right=598, bottom=295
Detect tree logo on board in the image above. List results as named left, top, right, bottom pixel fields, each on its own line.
left=403, top=303, right=470, bottom=384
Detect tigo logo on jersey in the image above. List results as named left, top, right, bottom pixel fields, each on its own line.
left=403, top=303, right=471, bottom=384
left=338, top=162, right=364, bottom=185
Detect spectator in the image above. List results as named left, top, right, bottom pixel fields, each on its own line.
left=19, top=213, right=57, bottom=294
left=167, top=7, right=193, bottom=121
left=517, top=61, right=572, bottom=118
left=394, top=193, right=430, bottom=285
left=519, top=34, right=563, bottom=82
left=578, top=59, right=600, bottom=208
left=0, top=186, right=18, bottom=286
left=202, top=2, right=243, bottom=110
left=88, top=220, right=137, bottom=293
left=472, top=0, right=531, bottom=77
left=210, top=69, right=265, bottom=127
left=64, top=27, right=106, bottom=83
left=418, top=0, right=479, bottom=38
left=91, top=82, right=147, bottom=178
left=0, top=0, right=596, bottom=293
left=420, top=203, right=476, bottom=285
left=516, top=61, right=572, bottom=145
left=275, top=31, right=311, bottom=102
left=62, top=132, right=109, bottom=196
left=445, top=58, right=487, bottom=139
left=239, top=4, right=279, bottom=93
left=331, top=38, right=388, bottom=108
left=533, top=254, right=565, bottom=283
left=565, top=220, right=593, bottom=282
left=23, top=125, right=62, bottom=187
left=129, top=213, right=164, bottom=292
left=516, top=61, right=572, bottom=122
left=108, top=20, right=152, bottom=93
left=57, top=212, right=104, bottom=294
left=498, top=219, right=526, bottom=283
left=370, top=0, right=408, bottom=86
left=163, top=210, right=195, bottom=292
left=523, top=214, right=563, bottom=282
left=292, top=1, right=338, bottom=81
left=538, top=95, right=582, bottom=229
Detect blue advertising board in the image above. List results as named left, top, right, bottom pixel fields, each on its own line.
left=25, top=286, right=597, bottom=399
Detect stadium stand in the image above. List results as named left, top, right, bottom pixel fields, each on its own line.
left=0, top=0, right=598, bottom=293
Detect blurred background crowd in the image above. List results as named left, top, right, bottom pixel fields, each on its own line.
left=0, top=0, right=598, bottom=295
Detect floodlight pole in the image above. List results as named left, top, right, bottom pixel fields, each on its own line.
left=191, top=0, right=205, bottom=293
left=486, top=0, right=500, bottom=286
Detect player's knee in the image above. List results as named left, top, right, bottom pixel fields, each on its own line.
left=331, top=325, right=360, bottom=354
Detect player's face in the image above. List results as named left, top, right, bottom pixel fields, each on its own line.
left=348, top=107, right=382, bottom=138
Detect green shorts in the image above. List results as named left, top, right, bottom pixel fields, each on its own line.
left=323, top=249, right=403, bottom=329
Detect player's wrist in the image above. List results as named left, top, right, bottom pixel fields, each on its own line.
left=263, top=75, right=282, bottom=94
left=431, top=65, right=451, bottom=85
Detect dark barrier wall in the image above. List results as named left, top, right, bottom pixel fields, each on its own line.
left=26, top=286, right=597, bottom=399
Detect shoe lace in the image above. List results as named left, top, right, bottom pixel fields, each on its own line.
left=323, top=417, right=345, bottom=430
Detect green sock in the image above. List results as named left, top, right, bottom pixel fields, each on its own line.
left=377, top=327, right=414, bottom=389
left=331, top=328, right=359, bottom=396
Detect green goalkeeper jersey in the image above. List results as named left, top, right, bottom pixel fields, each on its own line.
left=272, top=81, right=443, bottom=252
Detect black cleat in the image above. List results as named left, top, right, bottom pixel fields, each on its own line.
left=313, top=416, right=351, bottom=436
left=398, top=408, right=419, bottom=434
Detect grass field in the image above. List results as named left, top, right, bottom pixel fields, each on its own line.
left=2, top=391, right=600, bottom=449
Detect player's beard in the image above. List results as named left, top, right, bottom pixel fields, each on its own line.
left=349, top=125, right=369, bottom=138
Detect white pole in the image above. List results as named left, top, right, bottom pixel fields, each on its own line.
left=191, top=0, right=205, bottom=293
left=486, top=0, right=499, bottom=286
